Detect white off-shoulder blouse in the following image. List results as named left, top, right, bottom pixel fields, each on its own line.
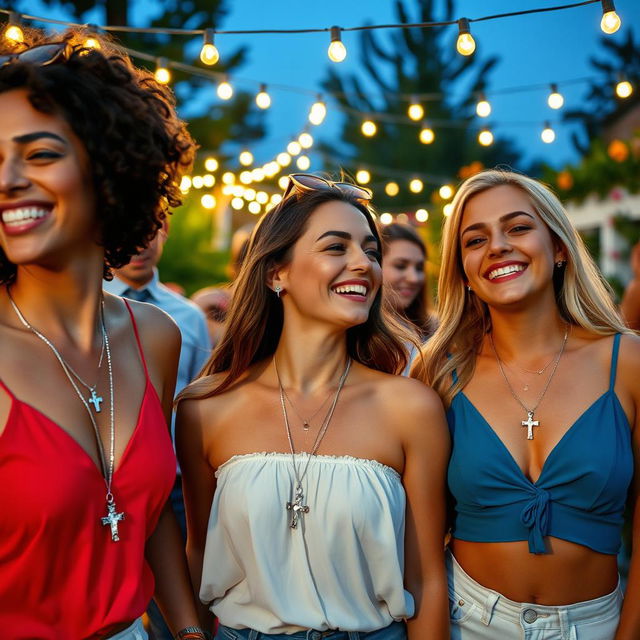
left=200, top=452, right=414, bottom=633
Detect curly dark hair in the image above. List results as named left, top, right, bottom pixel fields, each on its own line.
left=0, top=27, right=195, bottom=283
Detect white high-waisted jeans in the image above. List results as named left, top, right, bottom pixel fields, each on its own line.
left=108, top=618, right=148, bottom=640
left=447, top=551, right=623, bottom=640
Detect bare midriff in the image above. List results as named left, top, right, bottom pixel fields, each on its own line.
left=450, top=538, right=619, bottom=605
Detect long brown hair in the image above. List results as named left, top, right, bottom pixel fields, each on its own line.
left=179, top=188, right=415, bottom=401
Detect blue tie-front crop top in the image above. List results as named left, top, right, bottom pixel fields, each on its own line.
left=447, top=333, right=633, bottom=555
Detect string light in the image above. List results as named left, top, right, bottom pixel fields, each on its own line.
left=200, top=29, right=220, bottom=65
left=298, top=132, right=314, bottom=148
left=271, top=193, right=283, bottom=205
left=541, top=121, right=556, bottom=143
left=379, top=213, right=393, bottom=225
left=287, top=141, right=302, bottom=156
left=251, top=168, right=265, bottom=181
left=478, top=128, right=494, bottom=146
left=256, top=191, right=269, bottom=204
left=203, top=174, right=215, bottom=187
left=264, top=161, right=280, bottom=177
left=240, top=171, right=253, bottom=184
left=256, top=84, right=272, bottom=109
left=547, top=83, right=564, bottom=109
left=239, top=150, right=254, bottom=166
left=356, top=169, right=371, bottom=184
left=456, top=18, right=476, bottom=56
left=278, top=176, right=290, bottom=190
left=419, top=125, right=435, bottom=144
left=328, top=26, right=347, bottom=62
left=296, top=155, right=311, bottom=170
left=396, top=213, right=409, bottom=224
left=615, top=76, right=633, bottom=98
left=408, top=99, right=424, bottom=121
left=201, top=194, right=216, bottom=209
left=4, top=12, right=24, bottom=44
left=277, top=152, right=292, bottom=166
left=443, top=203, right=454, bottom=216
left=231, top=197, right=244, bottom=210
left=217, top=77, right=234, bottom=100
left=439, top=184, right=454, bottom=200
left=222, top=172, right=235, bottom=185
left=415, top=209, right=429, bottom=222
left=361, top=119, right=377, bottom=137
left=231, top=185, right=244, bottom=197
left=179, top=176, right=191, bottom=193
left=248, top=201, right=261, bottom=215
left=600, top=0, right=621, bottom=34
left=410, top=178, right=424, bottom=193
left=154, top=58, right=171, bottom=84
left=243, top=188, right=257, bottom=201
left=205, top=157, right=219, bottom=172
left=385, top=182, right=399, bottom=197
left=192, top=175, right=204, bottom=189
left=476, top=92, right=491, bottom=117
left=309, top=98, right=327, bottom=125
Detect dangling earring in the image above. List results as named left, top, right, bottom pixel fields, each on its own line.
left=274, top=285, right=282, bottom=298
left=466, top=284, right=472, bottom=293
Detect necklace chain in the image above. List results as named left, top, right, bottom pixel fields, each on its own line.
left=489, top=327, right=569, bottom=438
left=275, top=357, right=351, bottom=529
left=280, top=378, right=338, bottom=430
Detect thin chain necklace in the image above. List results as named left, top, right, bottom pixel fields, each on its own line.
left=274, top=357, right=351, bottom=529
left=7, top=288, right=124, bottom=541
left=489, top=327, right=569, bottom=440
left=280, top=381, right=337, bottom=431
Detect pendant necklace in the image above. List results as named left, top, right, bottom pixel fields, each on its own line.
left=279, top=379, right=336, bottom=431
left=274, top=357, right=351, bottom=529
left=489, top=327, right=569, bottom=440
left=7, top=288, right=124, bottom=541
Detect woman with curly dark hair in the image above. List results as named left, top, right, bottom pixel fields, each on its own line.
left=0, top=28, right=208, bottom=640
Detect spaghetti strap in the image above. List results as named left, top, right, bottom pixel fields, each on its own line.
left=0, top=377, right=15, bottom=399
left=122, top=299, right=150, bottom=379
left=609, top=333, right=621, bottom=391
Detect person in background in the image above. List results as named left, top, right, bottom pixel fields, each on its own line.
left=104, top=220, right=211, bottom=640
left=190, top=286, right=229, bottom=348
left=621, top=241, right=640, bottom=331
left=0, top=27, right=207, bottom=640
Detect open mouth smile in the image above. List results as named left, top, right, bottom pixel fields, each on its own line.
left=0, top=203, right=53, bottom=236
left=331, top=280, right=370, bottom=302
left=485, top=262, right=527, bottom=282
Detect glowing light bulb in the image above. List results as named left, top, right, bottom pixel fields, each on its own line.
left=154, top=58, right=171, bottom=85
left=256, top=191, right=269, bottom=204
left=271, top=193, right=283, bottom=205
left=456, top=18, right=476, bottom=56
left=231, top=197, right=244, bottom=210
left=410, top=179, right=424, bottom=193
left=419, top=126, right=435, bottom=144
left=205, top=157, right=219, bottom=172
left=600, top=0, right=621, bottom=34
left=309, top=99, right=327, bottom=125
left=203, top=174, right=215, bottom=187
left=239, top=150, right=254, bottom=167
left=231, top=185, right=244, bottom=197
left=200, top=30, right=219, bottom=65
left=396, top=213, right=409, bottom=224
left=478, top=129, right=494, bottom=146
left=439, top=184, right=454, bottom=200
left=443, top=203, right=453, bottom=217
left=264, top=162, right=280, bottom=177
left=361, top=119, right=377, bottom=137
left=476, top=93, right=491, bottom=117
left=191, top=175, right=204, bottom=189
left=296, top=155, right=311, bottom=171
left=243, top=188, right=256, bottom=201
left=328, top=26, right=347, bottom=62
left=217, top=79, right=233, bottom=100
left=380, top=213, right=393, bottom=225
left=408, top=100, right=424, bottom=121
left=256, top=84, right=271, bottom=109
left=239, top=171, right=252, bottom=184
left=547, top=84, right=564, bottom=110
left=385, top=182, right=399, bottom=197
left=298, top=132, right=314, bottom=148
left=251, top=168, right=265, bottom=182
left=278, top=176, right=290, bottom=190
left=201, top=194, right=216, bottom=209
left=415, top=209, right=429, bottom=223
left=277, top=152, right=292, bottom=167
left=4, top=13, right=24, bottom=44
left=356, top=170, right=371, bottom=184
left=179, top=176, right=192, bottom=192
left=248, top=201, right=261, bottom=215
left=287, top=141, right=302, bottom=156
left=541, top=122, right=556, bottom=144
left=616, top=78, right=633, bottom=98
left=222, top=172, right=235, bottom=185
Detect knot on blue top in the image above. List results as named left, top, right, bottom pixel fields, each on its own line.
left=520, top=489, right=550, bottom=554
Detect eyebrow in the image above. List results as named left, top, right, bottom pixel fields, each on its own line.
left=315, top=230, right=378, bottom=244
left=461, top=210, right=534, bottom=236
left=12, top=131, right=68, bottom=145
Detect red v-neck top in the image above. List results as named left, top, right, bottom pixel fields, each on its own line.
left=0, top=301, right=176, bottom=639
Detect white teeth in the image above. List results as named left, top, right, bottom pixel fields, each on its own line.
left=488, top=264, right=525, bottom=280
left=333, top=284, right=368, bottom=296
left=2, top=207, right=49, bottom=225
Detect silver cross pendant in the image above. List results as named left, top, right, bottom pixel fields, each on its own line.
left=522, top=411, right=540, bottom=440
left=101, top=500, right=125, bottom=541
left=286, top=484, right=309, bottom=529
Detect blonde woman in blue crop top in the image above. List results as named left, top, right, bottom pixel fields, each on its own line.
left=413, top=169, right=640, bottom=640
left=176, top=176, right=451, bottom=640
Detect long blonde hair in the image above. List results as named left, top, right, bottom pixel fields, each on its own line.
left=413, top=169, right=630, bottom=407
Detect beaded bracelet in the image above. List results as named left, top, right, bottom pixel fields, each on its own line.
left=174, top=627, right=213, bottom=640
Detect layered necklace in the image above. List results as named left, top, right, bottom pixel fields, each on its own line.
left=489, top=326, right=569, bottom=440
left=274, top=357, right=351, bottom=529
left=7, top=288, right=124, bottom=541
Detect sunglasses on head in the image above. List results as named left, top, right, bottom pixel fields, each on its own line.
left=0, top=42, right=72, bottom=70
left=282, top=173, right=373, bottom=204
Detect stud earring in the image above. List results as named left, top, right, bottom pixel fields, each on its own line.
left=466, top=284, right=472, bottom=293
left=274, top=285, right=282, bottom=298
left=555, top=260, right=565, bottom=268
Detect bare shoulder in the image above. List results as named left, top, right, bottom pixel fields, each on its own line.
left=617, top=332, right=640, bottom=381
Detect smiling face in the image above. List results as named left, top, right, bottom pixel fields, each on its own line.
left=459, top=184, right=564, bottom=310
left=383, top=238, right=425, bottom=310
left=0, top=89, right=97, bottom=272
left=274, top=199, right=382, bottom=329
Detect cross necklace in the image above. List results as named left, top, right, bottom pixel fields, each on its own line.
left=275, top=358, right=351, bottom=529
left=489, top=327, right=569, bottom=440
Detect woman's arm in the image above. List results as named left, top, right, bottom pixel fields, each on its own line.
left=176, top=396, right=218, bottom=631
left=394, top=378, right=451, bottom=640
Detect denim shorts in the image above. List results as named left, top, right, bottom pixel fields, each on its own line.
left=108, top=618, right=148, bottom=640
left=447, top=551, right=623, bottom=640
left=215, top=621, right=406, bottom=640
